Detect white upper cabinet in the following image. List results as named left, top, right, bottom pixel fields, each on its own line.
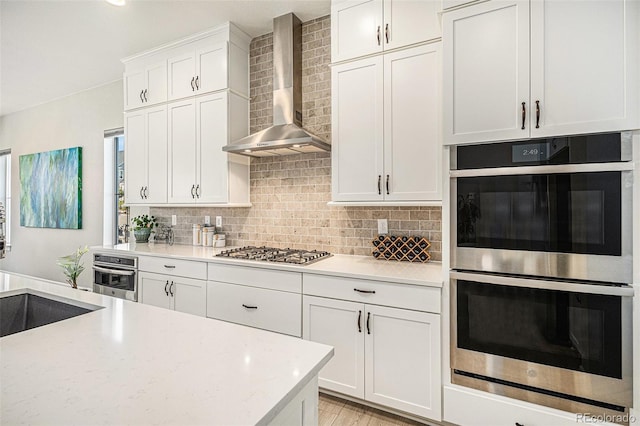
left=332, top=56, right=385, bottom=202
left=124, top=61, right=167, bottom=111
left=384, top=44, right=441, bottom=201
left=529, top=0, right=639, bottom=137
left=443, top=0, right=530, bottom=145
left=383, top=0, right=442, bottom=51
left=122, top=22, right=251, bottom=206
left=331, top=0, right=442, bottom=63
left=443, top=0, right=639, bottom=145
left=167, top=41, right=229, bottom=101
left=332, top=44, right=442, bottom=203
left=168, top=92, right=250, bottom=205
left=124, top=105, right=167, bottom=205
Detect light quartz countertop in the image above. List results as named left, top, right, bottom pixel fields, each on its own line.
left=94, top=243, right=443, bottom=287
left=0, top=272, right=333, bottom=425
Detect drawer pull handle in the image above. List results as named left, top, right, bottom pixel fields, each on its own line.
left=164, top=265, right=176, bottom=269
left=354, top=288, right=376, bottom=294
left=164, top=280, right=169, bottom=296
left=366, top=312, right=371, bottom=334
left=357, top=310, right=362, bottom=333
left=515, top=423, right=524, bottom=426
left=242, top=304, right=258, bottom=310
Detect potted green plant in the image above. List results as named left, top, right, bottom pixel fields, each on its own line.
left=131, top=214, right=158, bottom=243
left=57, top=246, right=89, bottom=289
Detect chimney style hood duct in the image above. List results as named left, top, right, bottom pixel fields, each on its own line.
left=223, top=13, right=330, bottom=157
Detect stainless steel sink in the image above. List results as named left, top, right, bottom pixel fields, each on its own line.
left=0, top=291, right=102, bottom=337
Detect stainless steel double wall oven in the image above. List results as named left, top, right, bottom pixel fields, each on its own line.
left=450, top=132, right=634, bottom=417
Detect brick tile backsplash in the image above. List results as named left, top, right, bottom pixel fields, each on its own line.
left=150, top=15, right=442, bottom=261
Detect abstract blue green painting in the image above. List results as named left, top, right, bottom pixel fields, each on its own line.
left=19, top=147, right=82, bottom=229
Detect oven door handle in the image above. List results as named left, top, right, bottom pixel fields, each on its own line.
left=450, top=271, right=635, bottom=297
left=92, top=266, right=136, bottom=276
left=450, top=161, right=633, bottom=178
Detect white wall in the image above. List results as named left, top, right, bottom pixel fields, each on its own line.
left=0, top=80, right=123, bottom=288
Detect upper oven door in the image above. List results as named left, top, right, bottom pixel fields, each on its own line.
left=450, top=133, right=633, bottom=283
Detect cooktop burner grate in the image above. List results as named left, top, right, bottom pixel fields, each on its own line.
left=216, top=246, right=332, bottom=265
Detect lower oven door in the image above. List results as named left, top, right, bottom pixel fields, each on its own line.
left=451, top=271, right=633, bottom=410
left=93, top=264, right=137, bottom=302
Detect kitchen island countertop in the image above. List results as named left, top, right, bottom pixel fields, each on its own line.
left=94, top=243, right=443, bottom=287
left=0, top=271, right=333, bottom=425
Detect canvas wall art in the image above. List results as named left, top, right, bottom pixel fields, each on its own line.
left=19, top=147, right=82, bottom=229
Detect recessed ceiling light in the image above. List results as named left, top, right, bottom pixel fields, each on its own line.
left=106, top=0, right=126, bottom=6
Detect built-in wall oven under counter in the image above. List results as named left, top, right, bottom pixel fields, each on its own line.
left=93, top=254, right=138, bottom=302
left=449, top=132, right=635, bottom=418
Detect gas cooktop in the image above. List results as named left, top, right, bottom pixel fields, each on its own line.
left=216, top=246, right=331, bottom=265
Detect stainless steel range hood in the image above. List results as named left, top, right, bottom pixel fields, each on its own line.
left=223, top=13, right=330, bottom=157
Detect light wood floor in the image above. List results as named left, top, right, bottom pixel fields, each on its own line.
left=318, top=393, right=430, bottom=426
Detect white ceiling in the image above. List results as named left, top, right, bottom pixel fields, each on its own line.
left=0, top=0, right=330, bottom=117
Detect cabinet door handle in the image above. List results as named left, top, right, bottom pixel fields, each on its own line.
left=139, top=90, right=144, bottom=102
left=357, top=310, right=362, bottom=333
left=354, top=288, right=376, bottom=294
left=377, top=175, right=381, bottom=195
left=164, top=280, right=169, bottom=296
left=143, top=89, right=148, bottom=102
left=386, top=174, right=390, bottom=195
left=195, top=184, right=200, bottom=198
left=191, top=184, right=196, bottom=198
left=169, top=281, right=174, bottom=297
left=521, top=102, right=526, bottom=130
left=366, top=312, right=371, bottom=335
left=535, top=100, right=540, bottom=128
left=385, top=23, right=389, bottom=43
left=242, top=304, right=258, bottom=309
left=139, top=186, right=144, bottom=199
left=190, top=77, right=195, bottom=91
left=377, top=26, right=381, bottom=46
left=515, top=423, right=524, bottom=426
left=195, top=75, right=199, bottom=90
left=143, top=186, right=148, bottom=199
left=163, top=265, right=176, bottom=269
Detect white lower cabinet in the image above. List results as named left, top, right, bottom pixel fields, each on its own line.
left=139, top=272, right=206, bottom=317
left=443, top=386, right=592, bottom=426
left=303, top=293, right=441, bottom=421
left=207, top=263, right=303, bottom=337
left=207, top=281, right=301, bottom=337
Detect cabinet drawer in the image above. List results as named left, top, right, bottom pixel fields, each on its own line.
left=303, top=274, right=440, bottom=314
left=139, top=256, right=207, bottom=280
left=208, top=263, right=302, bottom=293
left=207, top=281, right=301, bottom=337
left=444, top=386, right=582, bottom=426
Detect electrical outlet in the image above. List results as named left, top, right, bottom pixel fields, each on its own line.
left=204, top=215, right=211, bottom=225
left=171, top=215, right=177, bottom=226
left=377, top=219, right=388, bottom=235
left=215, top=216, right=222, bottom=227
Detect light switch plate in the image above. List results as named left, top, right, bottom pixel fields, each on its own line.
left=377, top=219, right=388, bottom=235
left=215, top=216, right=222, bottom=227
left=171, top=215, right=177, bottom=226
left=204, top=216, right=211, bottom=225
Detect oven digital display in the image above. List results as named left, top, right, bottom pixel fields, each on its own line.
left=512, top=142, right=550, bottom=163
